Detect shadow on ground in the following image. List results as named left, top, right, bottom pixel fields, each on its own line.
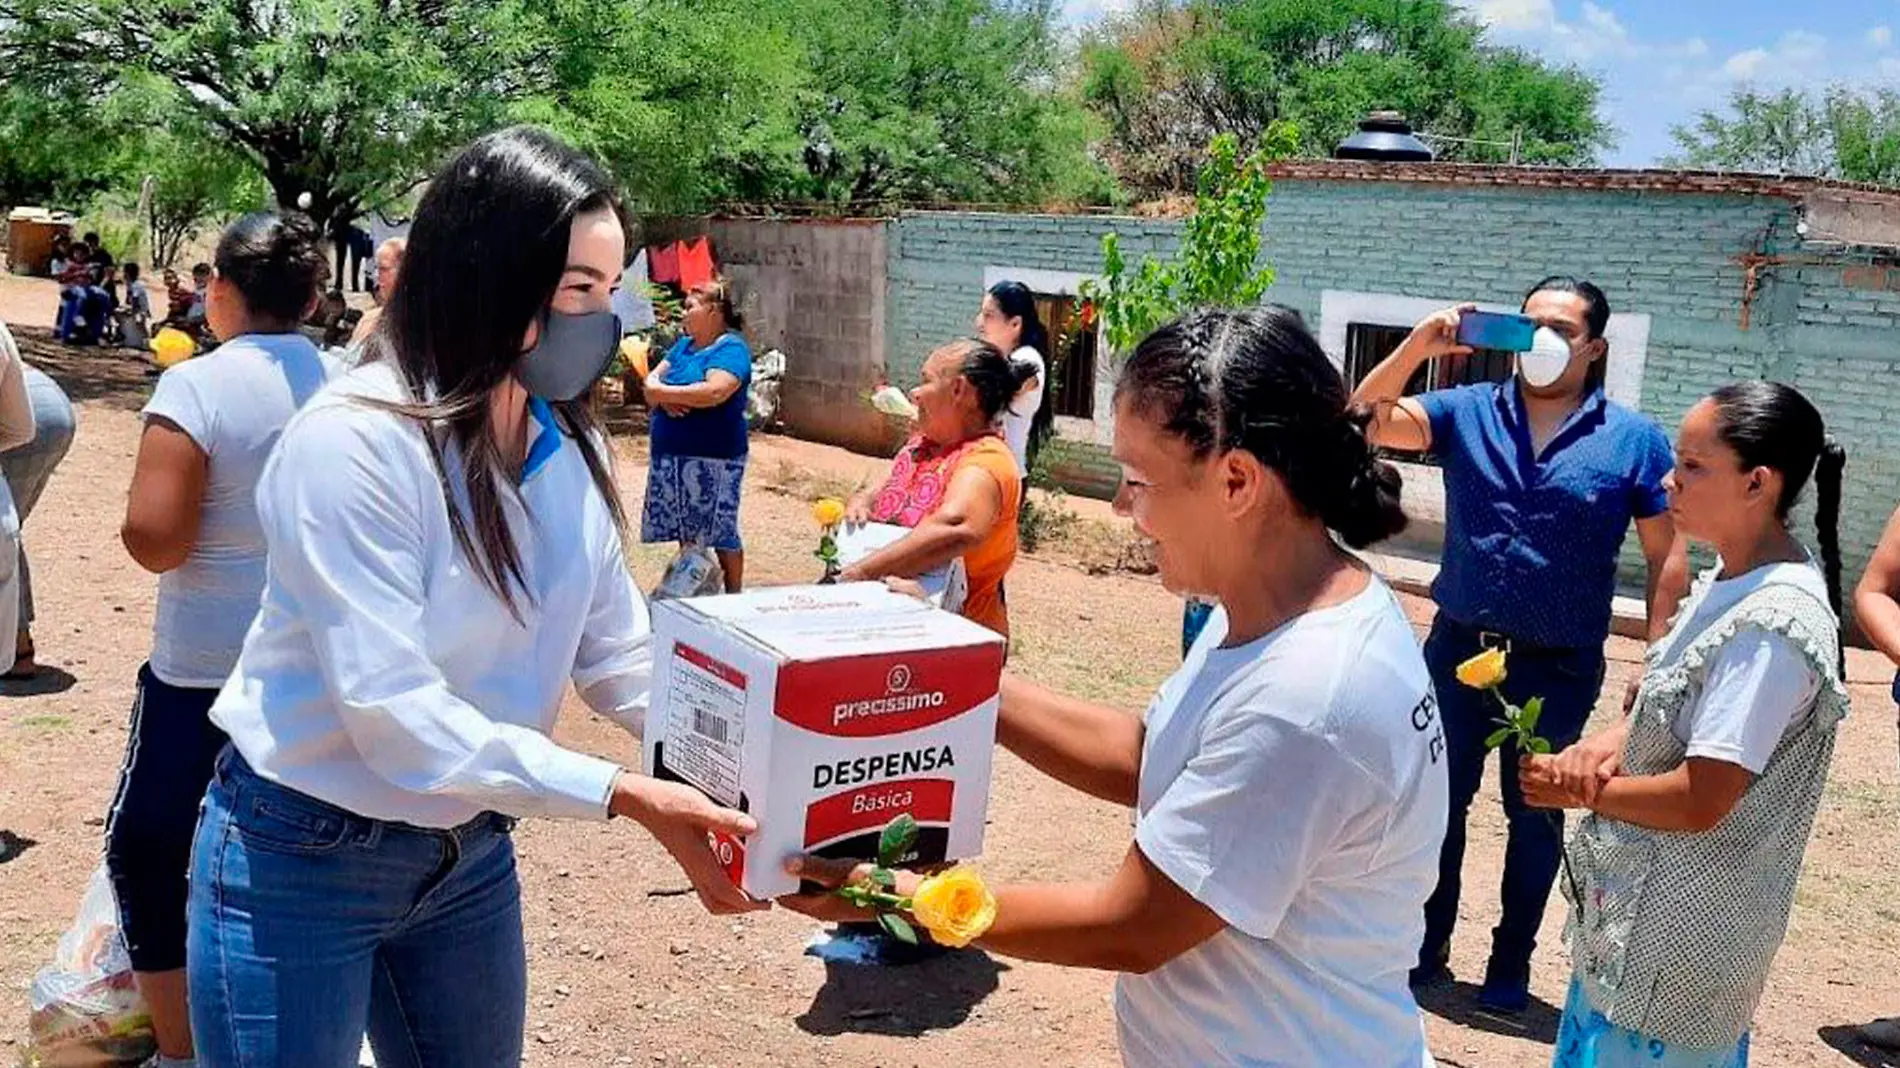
left=15, top=326, right=156, bottom=412
left=1, top=665, right=78, bottom=696
left=0, top=829, right=38, bottom=865
left=1417, top=979, right=1561, bottom=1046
left=1820, top=1025, right=1900, bottom=1067
left=797, top=943, right=1008, bottom=1037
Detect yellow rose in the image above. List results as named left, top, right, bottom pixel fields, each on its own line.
left=812, top=498, right=846, bottom=528
left=1455, top=647, right=1508, bottom=690
left=908, top=865, right=997, bottom=948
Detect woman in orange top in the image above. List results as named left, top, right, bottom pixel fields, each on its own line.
left=843, top=337, right=1029, bottom=635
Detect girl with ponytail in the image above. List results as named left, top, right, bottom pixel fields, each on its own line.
left=790, top=307, right=1449, bottom=1067
left=1522, top=380, right=1848, bottom=1068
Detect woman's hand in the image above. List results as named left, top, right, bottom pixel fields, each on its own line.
left=1519, top=753, right=1598, bottom=810
left=775, top=854, right=922, bottom=924
left=1552, top=723, right=1628, bottom=795
left=844, top=493, right=872, bottom=528
left=882, top=577, right=929, bottom=602
left=609, top=773, right=766, bottom=915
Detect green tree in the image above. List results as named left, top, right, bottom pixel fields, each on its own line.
left=1666, top=86, right=1900, bottom=186
left=1080, top=126, right=1295, bottom=354
left=1080, top=0, right=1612, bottom=196
left=0, top=87, right=143, bottom=208
left=0, top=0, right=570, bottom=232
left=133, top=133, right=271, bottom=268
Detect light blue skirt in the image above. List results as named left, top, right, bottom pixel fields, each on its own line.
left=1553, top=975, right=1749, bottom=1068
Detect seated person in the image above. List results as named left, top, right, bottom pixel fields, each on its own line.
left=57, top=245, right=114, bottom=345
left=115, top=263, right=153, bottom=348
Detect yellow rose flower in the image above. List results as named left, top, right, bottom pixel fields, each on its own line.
left=1455, top=647, right=1508, bottom=690
left=908, top=865, right=997, bottom=948
left=812, top=498, right=846, bottom=528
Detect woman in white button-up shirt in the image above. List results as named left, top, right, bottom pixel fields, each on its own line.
left=185, top=127, right=758, bottom=1068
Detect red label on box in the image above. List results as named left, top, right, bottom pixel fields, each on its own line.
left=676, top=643, right=747, bottom=688
left=708, top=828, right=746, bottom=886
left=803, top=778, right=954, bottom=850
left=776, top=646, right=1003, bottom=738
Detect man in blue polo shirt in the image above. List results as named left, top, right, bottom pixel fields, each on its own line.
left=1351, top=276, right=1687, bottom=1013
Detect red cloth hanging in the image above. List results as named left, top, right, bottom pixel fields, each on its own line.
left=648, top=242, right=680, bottom=285
left=678, top=237, right=716, bottom=291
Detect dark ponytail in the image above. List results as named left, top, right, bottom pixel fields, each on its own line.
left=214, top=211, right=326, bottom=326
left=1708, top=382, right=1848, bottom=666
left=986, top=281, right=1056, bottom=466
left=1116, top=306, right=1408, bottom=549
left=942, top=336, right=1027, bottom=423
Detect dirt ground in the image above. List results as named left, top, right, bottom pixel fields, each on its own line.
left=3, top=274, right=1900, bottom=1067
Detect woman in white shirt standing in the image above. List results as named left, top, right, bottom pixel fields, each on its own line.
left=107, top=211, right=333, bottom=1068
left=974, top=280, right=1052, bottom=481
left=186, top=127, right=757, bottom=1068
left=1522, top=381, right=1847, bottom=1068
left=791, top=306, right=1449, bottom=1067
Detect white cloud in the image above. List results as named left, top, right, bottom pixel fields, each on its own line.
left=1465, top=0, right=1556, bottom=33
left=1060, top=0, right=1136, bottom=26
left=1722, top=48, right=1771, bottom=80
left=1870, top=25, right=1894, bottom=50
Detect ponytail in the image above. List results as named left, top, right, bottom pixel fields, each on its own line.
left=1815, top=439, right=1847, bottom=616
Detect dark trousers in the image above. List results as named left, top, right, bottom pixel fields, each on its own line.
left=1417, top=614, right=1605, bottom=984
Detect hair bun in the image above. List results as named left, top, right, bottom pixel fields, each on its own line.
left=1320, top=408, right=1408, bottom=549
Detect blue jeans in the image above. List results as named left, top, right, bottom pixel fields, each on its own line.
left=58, top=285, right=113, bottom=344
left=1418, top=615, right=1605, bottom=983
left=188, top=751, right=527, bottom=1068
left=0, top=368, right=76, bottom=625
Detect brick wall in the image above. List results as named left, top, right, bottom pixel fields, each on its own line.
left=882, top=181, right=1900, bottom=625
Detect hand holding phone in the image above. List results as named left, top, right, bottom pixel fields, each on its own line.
left=1454, top=310, right=1538, bottom=353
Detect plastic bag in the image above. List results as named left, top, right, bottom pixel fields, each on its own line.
left=869, top=384, right=917, bottom=421
left=651, top=544, right=727, bottom=602
left=745, top=349, right=785, bottom=429
left=25, top=864, right=156, bottom=1068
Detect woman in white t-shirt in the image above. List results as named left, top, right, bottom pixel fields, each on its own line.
left=974, top=280, right=1052, bottom=480
left=790, top=306, right=1449, bottom=1068
left=1522, top=382, right=1847, bottom=1068
left=105, top=211, right=336, bottom=1068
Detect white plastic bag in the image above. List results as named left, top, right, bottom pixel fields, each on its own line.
left=651, top=544, right=727, bottom=602
left=25, top=864, right=156, bottom=1068
left=745, top=349, right=785, bottom=429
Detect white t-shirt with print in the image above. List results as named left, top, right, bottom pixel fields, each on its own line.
left=1653, top=560, right=1827, bottom=774
left=999, top=345, right=1045, bottom=476
left=1117, top=577, right=1447, bottom=1068
left=142, top=333, right=341, bottom=687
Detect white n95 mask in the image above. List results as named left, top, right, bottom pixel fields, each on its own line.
left=1517, top=326, right=1573, bottom=389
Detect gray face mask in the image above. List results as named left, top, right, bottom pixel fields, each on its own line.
left=516, top=308, right=621, bottom=402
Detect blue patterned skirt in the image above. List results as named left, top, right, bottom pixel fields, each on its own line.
left=641, top=454, right=746, bottom=552
left=1554, top=975, right=1749, bottom=1068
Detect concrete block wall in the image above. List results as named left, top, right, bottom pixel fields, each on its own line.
left=883, top=183, right=1900, bottom=624
left=646, top=216, right=893, bottom=454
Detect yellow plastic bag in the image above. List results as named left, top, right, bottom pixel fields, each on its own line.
left=150, top=328, right=195, bottom=369
left=619, top=336, right=651, bottom=381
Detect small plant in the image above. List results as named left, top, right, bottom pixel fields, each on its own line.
left=1018, top=490, right=1077, bottom=554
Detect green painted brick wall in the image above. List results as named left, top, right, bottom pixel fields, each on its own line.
left=884, top=186, right=1900, bottom=619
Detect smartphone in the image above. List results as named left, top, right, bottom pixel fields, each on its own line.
left=1455, top=310, right=1537, bottom=353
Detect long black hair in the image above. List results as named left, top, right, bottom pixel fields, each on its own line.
left=1116, top=306, right=1407, bottom=549
left=214, top=212, right=326, bottom=329
left=1708, top=381, right=1849, bottom=618
left=365, top=126, right=627, bottom=618
left=987, top=281, right=1056, bottom=465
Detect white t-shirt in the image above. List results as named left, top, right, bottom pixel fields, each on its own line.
left=1118, top=578, right=1447, bottom=1068
left=999, top=345, right=1045, bottom=476
left=142, top=333, right=341, bottom=687
left=210, top=360, right=651, bottom=827
left=1653, top=560, right=1826, bottom=774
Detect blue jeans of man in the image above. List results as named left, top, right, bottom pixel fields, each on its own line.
left=57, top=285, right=114, bottom=344
left=188, top=751, right=527, bottom=1068
left=1418, top=614, right=1606, bottom=985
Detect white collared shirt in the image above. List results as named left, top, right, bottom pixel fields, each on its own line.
left=211, top=361, right=650, bottom=828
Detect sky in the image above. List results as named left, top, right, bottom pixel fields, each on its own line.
left=1060, top=1, right=1900, bottom=167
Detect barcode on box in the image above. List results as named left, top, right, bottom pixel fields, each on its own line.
left=693, top=709, right=731, bottom=744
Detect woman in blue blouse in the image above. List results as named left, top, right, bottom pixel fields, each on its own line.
left=641, top=278, right=752, bottom=592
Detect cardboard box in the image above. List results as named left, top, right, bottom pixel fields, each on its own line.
left=644, top=583, right=1006, bottom=898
